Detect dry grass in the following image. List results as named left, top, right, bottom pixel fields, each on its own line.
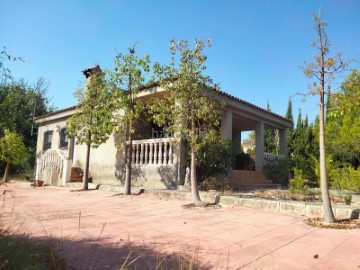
left=251, top=189, right=358, bottom=206
left=304, top=218, right=360, bottom=229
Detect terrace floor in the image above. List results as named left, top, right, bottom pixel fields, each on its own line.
left=1, top=182, right=359, bottom=269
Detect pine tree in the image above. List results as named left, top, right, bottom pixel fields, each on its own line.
left=285, top=99, right=294, bottom=160
left=264, top=101, right=278, bottom=154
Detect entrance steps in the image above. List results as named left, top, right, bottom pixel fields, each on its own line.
left=228, top=170, right=278, bottom=189
left=70, top=167, right=83, bottom=182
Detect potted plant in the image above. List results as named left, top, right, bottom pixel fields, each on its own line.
left=33, top=180, right=44, bottom=187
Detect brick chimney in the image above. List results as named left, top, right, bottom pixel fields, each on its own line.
left=82, top=65, right=101, bottom=78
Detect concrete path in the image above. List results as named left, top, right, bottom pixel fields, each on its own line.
left=1, top=182, right=359, bottom=269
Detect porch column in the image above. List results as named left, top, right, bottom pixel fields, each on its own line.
left=221, top=109, right=233, bottom=140
left=61, top=158, right=72, bottom=186
left=72, top=138, right=77, bottom=165
left=35, top=158, right=41, bottom=180
left=232, top=129, right=241, bottom=168
left=255, top=121, right=264, bottom=171
left=279, top=129, right=287, bottom=156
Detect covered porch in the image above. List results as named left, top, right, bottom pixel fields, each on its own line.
left=219, top=94, right=292, bottom=188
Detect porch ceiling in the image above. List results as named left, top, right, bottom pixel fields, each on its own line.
left=232, top=113, right=277, bottom=132
left=233, top=114, right=256, bottom=131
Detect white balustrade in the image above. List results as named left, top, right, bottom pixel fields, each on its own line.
left=36, top=149, right=71, bottom=186
left=149, top=143, right=153, bottom=164
left=131, top=145, right=135, bottom=163
left=127, top=138, right=174, bottom=165
left=264, top=152, right=285, bottom=165
left=140, top=143, right=144, bottom=164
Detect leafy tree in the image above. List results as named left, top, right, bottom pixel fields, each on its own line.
left=150, top=38, right=223, bottom=206
left=66, top=70, right=113, bottom=190
left=108, top=47, right=151, bottom=195
left=326, top=69, right=360, bottom=168
left=0, top=46, right=52, bottom=176
left=0, top=46, right=24, bottom=81
left=302, top=12, right=349, bottom=223
left=0, top=79, right=53, bottom=173
left=0, top=130, right=27, bottom=182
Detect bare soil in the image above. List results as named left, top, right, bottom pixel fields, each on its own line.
left=237, top=189, right=360, bottom=206
left=304, top=218, right=360, bottom=229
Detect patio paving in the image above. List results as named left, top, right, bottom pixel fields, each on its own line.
left=1, top=182, right=359, bottom=269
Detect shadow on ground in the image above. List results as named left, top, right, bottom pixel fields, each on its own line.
left=28, top=234, right=210, bottom=270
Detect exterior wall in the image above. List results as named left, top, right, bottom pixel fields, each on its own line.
left=35, top=109, right=182, bottom=189
left=34, top=84, right=292, bottom=189
left=73, top=134, right=181, bottom=189
left=73, top=134, right=119, bottom=185
left=35, top=118, right=73, bottom=185
left=36, top=118, right=71, bottom=158
left=125, top=164, right=178, bottom=189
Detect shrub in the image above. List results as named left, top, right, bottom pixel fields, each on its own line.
left=234, top=152, right=254, bottom=170
left=199, top=175, right=231, bottom=192
left=263, top=156, right=290, bottom=185
left=196, top=139, right=232, bottom=182
left=331, top=166, right=360, bottom=194
left=289, top=168, right=308, bottom=194
left=344, top=194, right=352, bottom=205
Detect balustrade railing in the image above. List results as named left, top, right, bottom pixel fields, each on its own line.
left=36, top=149, right=72, bottom=185
left=127, top=138, right=174, bottom=165
left=264, top=152, right=285, bottom=164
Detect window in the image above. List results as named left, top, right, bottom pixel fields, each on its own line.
left=59, top=128, right=68, bottom=149
left=43, top=131, right=53, bottom=151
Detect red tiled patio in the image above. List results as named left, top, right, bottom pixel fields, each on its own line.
left=1, top=182, right=359, bottom=269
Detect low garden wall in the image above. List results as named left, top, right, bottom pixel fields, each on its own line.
left=144, top=189, right=360, bottom=220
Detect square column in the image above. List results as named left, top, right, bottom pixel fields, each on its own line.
left=221, top=109, right=233, bottom=140
left=255, top=121, right=264, bottom=171
left=232, top=129, right=241, bottom=168
left=279, top=129, right=287, bottom=156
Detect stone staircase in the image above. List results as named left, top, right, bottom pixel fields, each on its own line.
left=70, top=167, right=83, bottom=182
left=228, top=170, right=278, bottom=190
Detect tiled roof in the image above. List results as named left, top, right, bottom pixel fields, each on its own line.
left=34, top=86, right=292, bottom=124
left=215, top=89, right=292, bottom=123
left=34, top=105, right=77, bottom=121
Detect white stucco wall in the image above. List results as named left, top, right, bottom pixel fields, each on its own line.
left=71, top=133, right=181, bottom=189
left=36, top=118, right=71, bottom=158
left=73, top=134, right=119, bottom=185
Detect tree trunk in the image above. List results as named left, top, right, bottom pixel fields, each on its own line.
left=190, top=145, right=202, bottom=206
left=3, top=163, right=9, bottom=182
left=319, top=91, right=335, bottom=223
left=124, top=120, right=132, bottom=195
left=83, top=143, right=90, bottom=190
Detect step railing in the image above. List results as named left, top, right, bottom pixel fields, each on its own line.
left=127, top=138, right=174, bottom=165
left=36, top=149, right=71, bottom=185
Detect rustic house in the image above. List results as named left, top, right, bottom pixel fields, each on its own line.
left=34, top=66, right=292, bottom=189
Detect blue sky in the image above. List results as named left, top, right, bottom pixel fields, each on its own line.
left=1, top=0, right=360, bottom=123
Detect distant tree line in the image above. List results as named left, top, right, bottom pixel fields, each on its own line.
left=0, top=49, right=54, bottom=177
left=263, top=68, right=360, bottom=185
